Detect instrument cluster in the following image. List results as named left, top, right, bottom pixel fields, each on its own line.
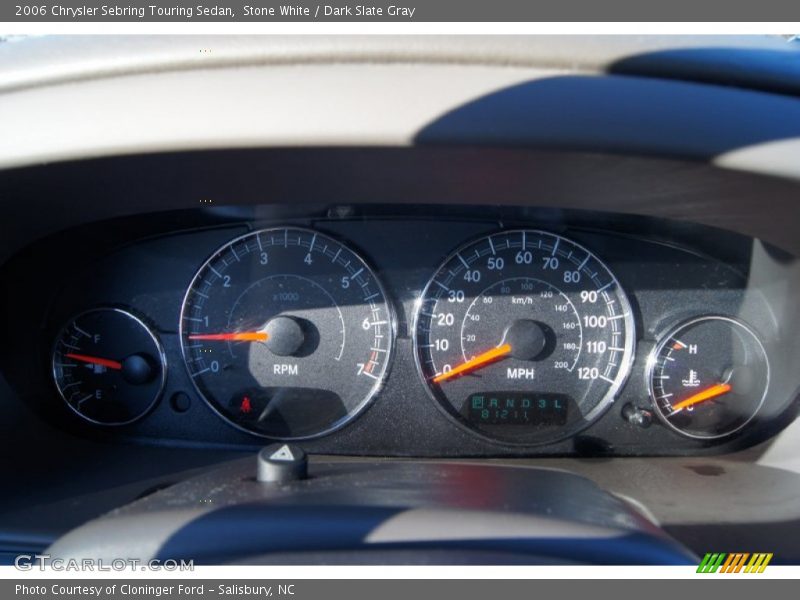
left=5, top=206, right=797, bottom=457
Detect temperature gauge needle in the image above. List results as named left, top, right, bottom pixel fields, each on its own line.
left=433, top=343, right=512, bottom=383
left=188, top=332, right=270, bottom=342
left=65, top=353, right=123, bottom=371
left=671, top=382, right=732, bottom=412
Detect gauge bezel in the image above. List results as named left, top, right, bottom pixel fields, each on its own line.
left=411, top=228, right=637, bottom=447
left=51, top=307, right=167, bottom=427
left=646, top=314, right=770, bottom=440
left=178, top=226, right=397, bottom=441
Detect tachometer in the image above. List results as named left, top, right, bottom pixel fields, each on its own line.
left=180, top=227, right=394, bottom=440
left=413, top=230, right=635, bottom=445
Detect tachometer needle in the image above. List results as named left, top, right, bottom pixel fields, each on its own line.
left=65, top=353, right=123, bottom=371
left=433, top=343, right=512, bottom=383
left=187, top=332, right=270, bottom=342
left=671, top=382, right=732, bottom=412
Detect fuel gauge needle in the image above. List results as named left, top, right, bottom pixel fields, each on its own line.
left=671, top=382, right=732, bottom=412
left=188, top=332, right=269, bottom=342
left=433, top=343, right=512, bottom=383
left=65, top=353, right=123, bottom=371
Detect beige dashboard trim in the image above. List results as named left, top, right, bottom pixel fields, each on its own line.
left=1, top=35, right=792, bottom=94
left=1, top=35, right=800, bottom=181
left=0, top=63, right=562, bottom=170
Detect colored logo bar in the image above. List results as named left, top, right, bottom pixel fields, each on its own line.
left=697, top=553, right=773, bottom=573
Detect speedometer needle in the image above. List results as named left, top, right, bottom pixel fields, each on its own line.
left=671, top=383, right=732, bottom=412
left=433, top=343, right=512, bottom=383
left=188, top=332, right=270, bottom=342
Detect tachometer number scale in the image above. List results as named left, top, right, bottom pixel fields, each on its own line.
left=180, top=227, right=393, bottom=440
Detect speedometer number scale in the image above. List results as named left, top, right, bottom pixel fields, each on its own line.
left=181, top=228, right=393, bottom=440
left=414, top=230, right=634, bottom=445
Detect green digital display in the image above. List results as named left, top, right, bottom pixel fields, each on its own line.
left=466, top=392, right=569, bottom=426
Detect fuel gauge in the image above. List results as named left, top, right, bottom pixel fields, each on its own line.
left=52, top=308, right=166, bottom=426
left=647, top=316, right=769, bottom=439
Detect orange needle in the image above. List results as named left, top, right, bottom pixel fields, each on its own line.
left=65, top=353, right=123, bottom=371
left=188, top=332, right=269, bottom=342
left=433, top=343, right=512, bottom=383
left=671, top=383, right=732, bottom=412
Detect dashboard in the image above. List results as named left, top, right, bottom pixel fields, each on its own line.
left=2, top=185, right=798, bottom=458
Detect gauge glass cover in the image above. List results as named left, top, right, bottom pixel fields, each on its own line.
left=414, top=230, right=635, bottom=445
left=180, top=227, right=394, bottom=440
left=52, top=308, right=166, bottom=425
left=648, top=315, right=769, bottom=439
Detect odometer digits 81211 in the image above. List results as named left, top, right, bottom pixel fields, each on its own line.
left=180, top=227, right=393, bottom=440
left=414, top=230, right=635, bottom=445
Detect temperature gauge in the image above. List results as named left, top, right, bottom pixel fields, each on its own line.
left=52, top=308, right=166, bottom=425
left=647, top=316, right=769, bottom=439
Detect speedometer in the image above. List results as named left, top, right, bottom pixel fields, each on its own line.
left=180, top=227, right=394, bottom=440
left=413, top=230, right=635, bottom=445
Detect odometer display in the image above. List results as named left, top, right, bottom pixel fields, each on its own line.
left=180, top=227, right=393, bottom=440
left=414, top=230, right=635, bottom=445
left=466, top=392, right=570, bottom=426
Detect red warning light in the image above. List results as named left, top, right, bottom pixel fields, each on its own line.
left=240, top=396, right=252, bottom=414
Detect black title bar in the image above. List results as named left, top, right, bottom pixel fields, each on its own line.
left=4, top=0, right=800, bottom=22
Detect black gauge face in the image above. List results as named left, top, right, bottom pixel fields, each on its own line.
left=414, top=230, right=635, bottom=445
left=648, top=316, right=769, bottom=439
left=180, top=227, right=394, bottom=440
left=52, top=308, right=166, bottom=425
